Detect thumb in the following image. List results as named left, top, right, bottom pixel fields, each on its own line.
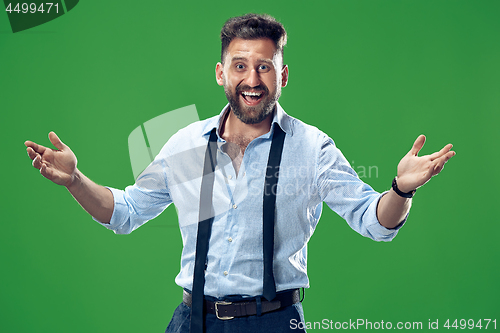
left=48, top=131, right=66, bottom=151
left=410, top=134, right=426, bottom=156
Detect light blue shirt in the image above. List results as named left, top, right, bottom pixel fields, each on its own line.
left=97, top=103, right=404, bottom=298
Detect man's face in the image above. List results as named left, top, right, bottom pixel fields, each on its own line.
left=216, top=38, right=288, bottom=124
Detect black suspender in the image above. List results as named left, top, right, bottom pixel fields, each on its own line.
left=190, top=129, right=218, bottom=333
left=262, top=126, right=286, bottom=301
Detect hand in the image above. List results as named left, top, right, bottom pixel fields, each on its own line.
left=25, top=132, right=77, bottom=187
left=396, top=135, right=455, bottom=193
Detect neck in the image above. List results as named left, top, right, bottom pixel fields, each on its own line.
left=221, top=107, right=274, bottom=141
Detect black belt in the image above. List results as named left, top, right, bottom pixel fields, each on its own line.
left=183, top=289, right=301, bottom=320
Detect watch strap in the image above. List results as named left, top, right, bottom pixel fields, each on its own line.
left=392, top=177, right=415, bottom=198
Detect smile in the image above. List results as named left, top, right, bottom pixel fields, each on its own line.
left=241, top=91, right=264, bottom=105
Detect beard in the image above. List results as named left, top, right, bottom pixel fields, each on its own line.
left=224, top=82, right=280, bottom=124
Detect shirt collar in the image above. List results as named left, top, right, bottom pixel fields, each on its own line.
left=201, top=102, right=293, bottom=138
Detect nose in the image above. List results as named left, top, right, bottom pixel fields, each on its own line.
left=245, top=68, right=261, bottom=87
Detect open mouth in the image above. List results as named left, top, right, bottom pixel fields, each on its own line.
left=240, top=91, right=264, bottom=106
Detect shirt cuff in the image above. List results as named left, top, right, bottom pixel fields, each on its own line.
left=365, top=191, right=407, bottom=241
left=92, top=187, right=128, bottom=233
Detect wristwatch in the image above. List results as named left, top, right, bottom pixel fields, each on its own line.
left=392, top=177, right=416, bottom=198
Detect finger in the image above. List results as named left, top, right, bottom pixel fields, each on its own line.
left=32, top=154, right=42, bottom=169
left=432, top=150, right=455, bottom=176
left=24, top=140, right=48, bottom=155
left=429, top=143, right=453, bottom=161
left=433, top=160, right=444, bottom=175
left=26, top=147, right=39, bottom=160
left=48, top=131, right=66, bottom=151
left=410, top=135, right=426, bottom=156
left=40, top=163, right=51, bottom=179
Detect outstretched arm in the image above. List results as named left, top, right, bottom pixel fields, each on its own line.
left=25, top=132, right=114, bottom=223
left=377, top=135, right=456, bottom=229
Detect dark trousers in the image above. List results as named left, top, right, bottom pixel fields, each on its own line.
left=165, top=301, right=307, bottom=333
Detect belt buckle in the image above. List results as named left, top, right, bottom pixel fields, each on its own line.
left=215, top=301, right=234, bottom=320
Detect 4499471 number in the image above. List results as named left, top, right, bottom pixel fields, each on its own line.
left=5, top=3, right=59, bottom=14
left=444, top=319, right=497, bottom=330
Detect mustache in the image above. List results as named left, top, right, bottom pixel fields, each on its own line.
left=235, top=84, right=269, bottom=94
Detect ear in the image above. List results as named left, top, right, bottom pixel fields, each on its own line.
left=215, top=62, right=224, bottom=86
left=281, top=65, right=289, bottom=88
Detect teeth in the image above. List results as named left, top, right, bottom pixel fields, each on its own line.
left=242, top=91, right=262, bottom=96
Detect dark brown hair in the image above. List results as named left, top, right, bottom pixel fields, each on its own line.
left=220, top=13, right=287, bottom=63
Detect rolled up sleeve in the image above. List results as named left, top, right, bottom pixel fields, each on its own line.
left=362, top=191, right=406, bottom=241
left=317, top=136, right=405, bottom=242
left=93, top=184, right=172, bottom=234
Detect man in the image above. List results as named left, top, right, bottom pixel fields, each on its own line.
left=25, top=14, right=455, bottom=333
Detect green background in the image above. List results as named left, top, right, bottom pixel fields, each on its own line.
left=1, top=0, right=499, bottom=332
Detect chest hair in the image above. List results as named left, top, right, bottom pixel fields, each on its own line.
left=223, top=135, right=253, bottom=175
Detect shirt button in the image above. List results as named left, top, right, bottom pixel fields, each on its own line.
left=223, top=271, right=228, bottom=276
left=233, top=204, right=237, bottom=209
left=228, top=237, right=233, bottom=242
left=228, top=175, right=233, bottom=180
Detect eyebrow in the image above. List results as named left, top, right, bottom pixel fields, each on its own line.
left=230, top=56, right=274, bottom=65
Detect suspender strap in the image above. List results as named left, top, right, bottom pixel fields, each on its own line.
left=190, top=128, right=218, bottom=333
left=262, top=125, right=286, bottom=301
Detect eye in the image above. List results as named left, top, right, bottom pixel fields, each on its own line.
left=235, top=64, right=245, bottom=70
left=258, top=64, right=271, bottom=72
